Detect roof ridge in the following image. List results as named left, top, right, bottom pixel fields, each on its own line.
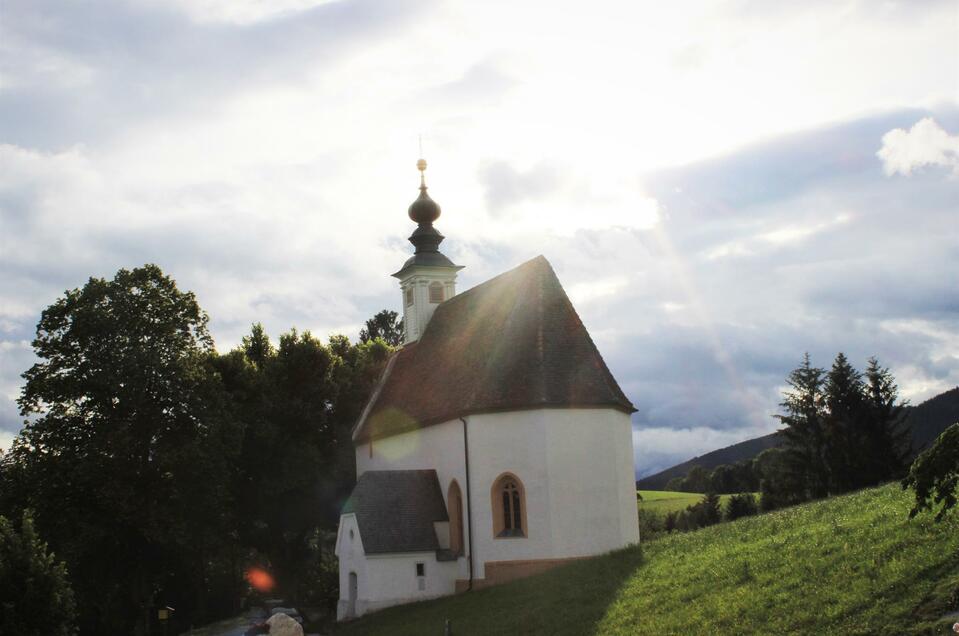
left=439, top=254, right=549, bottom=307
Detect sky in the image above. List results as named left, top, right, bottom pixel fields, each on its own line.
left=1, top=0, right=957, bottom=477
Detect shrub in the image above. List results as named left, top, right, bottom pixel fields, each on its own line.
left=726, top=493, right=759, bottom=521
left=0, top=510, right=76, bottom=636
left=663, top=511, right=678, bottom=533
left=637, top=509, right=664, bottom=541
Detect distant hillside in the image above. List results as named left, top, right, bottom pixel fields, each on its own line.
left=636, top=386, right=959, bottom=490
left=338, top=483, right=959, bottom=635
left=908, top=386, right=959, bottom=451
left=636, top=432, right=782, bottom=490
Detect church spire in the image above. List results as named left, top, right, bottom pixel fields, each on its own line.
left=407, top=158, right=444, bottom=254
left=393, top=158, right=464, bottom=344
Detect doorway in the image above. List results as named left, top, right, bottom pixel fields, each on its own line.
left=348, top=572, right=357, bottom=618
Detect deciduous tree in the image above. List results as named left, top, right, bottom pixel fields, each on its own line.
left=903, top=423, right=959, bottom=521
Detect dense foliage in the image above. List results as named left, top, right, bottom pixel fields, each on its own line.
left=903, top=422, right=959, bottom=521
left=768, top=353, right=911, bottom=508
left=0, top=265, right=391, bottom=635
left=0, top=510, right=77, bottom=636
left=358, top=309, right=404, bottom=347
left=664, top=460, right=758, bottom=494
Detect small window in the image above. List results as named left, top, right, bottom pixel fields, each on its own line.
left=349, top=529, right=354, bottom=542
left=416, top=562, right=425, bottom=577
left=429, top=282, right=444, bottom=304
left=405, top=287, right=414, bottom=306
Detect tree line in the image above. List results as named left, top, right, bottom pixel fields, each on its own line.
left=0, top=265, right=404, bottom=635
left=661, top=353, right=958, bottom=520
left=664, top=353, right=911, bottom=511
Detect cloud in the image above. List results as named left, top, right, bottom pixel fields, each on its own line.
left=1, top=1, right=956, bottom=477
left=877, top=117, right=959, bottom=177
left=0, top=0, right=425, bottom=149
left=633, top=426, right=760, bottom=478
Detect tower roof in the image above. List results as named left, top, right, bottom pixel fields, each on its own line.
left=355, top=255, right=636, bottom=442
left=393, top=158, right=461, bottom=277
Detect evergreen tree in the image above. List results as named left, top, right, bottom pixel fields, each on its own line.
left=822, top=352, right=867, bottom=492
left=701, top=492, right=722, bottom=525
left=862, top=357, right=911, bottom=483
left=665, top=476, right=685, bottom=492
left=0, top=510, right=77, bottom=636
left=725, top=493, right=758, bottom=521
left=682, top=465, right=709, bottom=493
left=776, top=353, right=828, bottom=499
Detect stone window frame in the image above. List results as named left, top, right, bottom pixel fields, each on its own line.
left=405, top=287, right=414, bottom=306
left=490, top=472, right=527, bottom=539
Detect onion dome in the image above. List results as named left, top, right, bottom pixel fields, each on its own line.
left=407, top=158, right=441, bottom=224
left=392, top=158, right=463, bottom=277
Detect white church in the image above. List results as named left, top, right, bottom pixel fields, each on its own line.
left=335, top=160, right=640, bottom=621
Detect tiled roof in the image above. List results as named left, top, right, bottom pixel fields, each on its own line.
left=342, top=470, right=448, bottom=554
left=353, top=255, right=635, bottom=443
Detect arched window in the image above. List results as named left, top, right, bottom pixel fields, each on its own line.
left=491, top=473, right=526, bottom=538
left=448, top=480, right=464, bottom=556
left=429, top=281, right=444, bottom=304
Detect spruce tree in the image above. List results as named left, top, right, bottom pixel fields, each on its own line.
left=776, top=353, right=828, bottom=499
left=863, top=357, right=911, bottom=483
left=823, top=352, right=866, bottom=492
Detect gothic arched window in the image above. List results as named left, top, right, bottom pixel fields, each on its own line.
left=491, top=473, right=526, bottom=538
left=448, top=480, right=464, bottom=555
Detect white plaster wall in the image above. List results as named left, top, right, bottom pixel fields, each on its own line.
left=466, top=408, right=639, bottom=579
left=363, top=553, right=458, bottom=613
left=336, top=512, right=459, bottom=620
left=397, top=267, right=460, bottom=344
left=353, top=408, right=639, bottom=582
left=355, top=420, right=470, bottom=580
left=334, top=514, right=369, bottom=621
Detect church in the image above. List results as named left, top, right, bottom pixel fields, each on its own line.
left=335, top=160, right=640, bottom=621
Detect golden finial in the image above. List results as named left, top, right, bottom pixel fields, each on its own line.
left=417, top=158, right=427, bottom=188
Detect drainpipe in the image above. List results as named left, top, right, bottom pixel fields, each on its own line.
left=460, top=416, right=474, bottom=591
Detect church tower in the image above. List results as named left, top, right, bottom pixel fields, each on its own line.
left=392, top=159, right=463, bottom=344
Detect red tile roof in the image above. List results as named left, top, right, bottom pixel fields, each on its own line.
left=353, top=255, right=635, bottom=443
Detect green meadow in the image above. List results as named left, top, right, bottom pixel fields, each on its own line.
left=337, top=483, right=959, bottom=635
left=636, top=489, right=739, bottom=514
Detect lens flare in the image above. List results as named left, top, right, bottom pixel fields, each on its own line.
left=245, top=567, right=275, bottom=593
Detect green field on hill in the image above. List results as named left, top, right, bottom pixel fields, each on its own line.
left=337, top=483, right=959, bottom=635
left=636, top=489, right=739, bottom=514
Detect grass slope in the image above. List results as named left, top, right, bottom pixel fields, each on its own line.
left=637, top=489, right=738, bottom=514
left=337, top=484, right=959, bottom=635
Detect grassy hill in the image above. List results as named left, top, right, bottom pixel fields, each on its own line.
left=337, top=483, right=959, bottom=635
left=637, top=385, right=959, bottom=490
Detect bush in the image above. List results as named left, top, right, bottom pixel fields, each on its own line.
left=637, top=509, right=664, bottom=541
left=0, top=510, right=76, bottom=636
left=663, top=511, right=678, bottom=533
left=726, top=493, right=759, bottom=521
